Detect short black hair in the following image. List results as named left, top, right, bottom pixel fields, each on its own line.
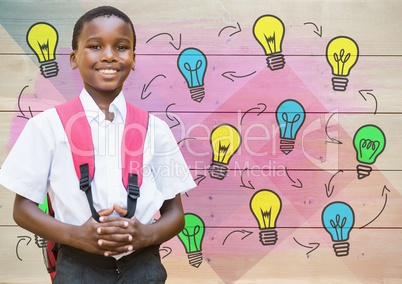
left=72, top=6, right=136, bottom=51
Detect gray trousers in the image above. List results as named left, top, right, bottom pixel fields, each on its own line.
left=53, top=245, right=167, bottom=283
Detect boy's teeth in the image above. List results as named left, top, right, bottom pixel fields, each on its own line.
left=99, top=69, right=117, bottom=74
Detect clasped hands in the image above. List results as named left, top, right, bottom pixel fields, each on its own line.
left=81, top=203, right=151, bottom=257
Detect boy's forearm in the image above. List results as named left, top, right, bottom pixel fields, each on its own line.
left=13, top=194, right=78, bottom=246
left=148, top=194, right=185, bottom=245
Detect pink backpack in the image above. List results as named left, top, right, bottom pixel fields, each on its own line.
left=43, top=96, right=149, bottom=281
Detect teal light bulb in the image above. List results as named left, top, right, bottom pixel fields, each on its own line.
left=353, top=124, right=386, bottom=179
left=322, top=201, right=355, bottom=257
left=177, top=213, right=205, bottom=268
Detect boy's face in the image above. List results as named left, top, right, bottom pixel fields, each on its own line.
left=70, top=16, right=135, bottom=99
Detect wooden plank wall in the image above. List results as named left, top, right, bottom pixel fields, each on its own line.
left=1, top=0, right=402, bottom=283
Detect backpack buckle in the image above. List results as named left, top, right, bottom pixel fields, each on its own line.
left=79, top=164, right=90, bottom=192
left=128, top=173, right=140, bottom=200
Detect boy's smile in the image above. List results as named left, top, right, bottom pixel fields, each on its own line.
left=70, top=16, right=135, bottom=104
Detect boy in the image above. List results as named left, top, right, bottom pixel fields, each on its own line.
left=0, top=6, right=196, bottom=283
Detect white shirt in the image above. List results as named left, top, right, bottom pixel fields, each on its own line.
left=0, top=90, right=196, bottom=226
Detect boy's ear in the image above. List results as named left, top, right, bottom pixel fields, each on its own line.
left=70, top=51, right=78, bottom=70
left=131, top=52, right=136, bottom=70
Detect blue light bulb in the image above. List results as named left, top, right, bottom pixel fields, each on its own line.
left=322, top=201, right=355, bottom=257
left=177, top=47, right=207, bottom=103
left=275, top=99, right=306, bottom=155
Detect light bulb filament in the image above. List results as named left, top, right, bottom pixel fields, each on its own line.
left=182, top=226, right=201, bottom=251
left=37, top=39, right=51, bottom=61
left=359, top=139, right=380, bottom=161
left=216, top=141, right=231, bottom=163
left=329, top=214, right=347, bottom=240
left=260, top=208, right=272, bottom=228
left=281, top=113, right=301, bottom=139
left=333, top=49, right=351, bottom=76
left=264, top=32, right=277, bottom=54
left=184, top=60, right=203, bottom=87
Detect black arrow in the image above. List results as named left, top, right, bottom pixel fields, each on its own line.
left=360, top=185, right=391, bottom=229
left=303, top=22, right=322, bottom=37
left=240, top=103, right=267, bottom=125
left=325, top=112, right=343, bottom=144
left=17, top=85, right=33, bottom=120
left=165, top=103, right=181, bottom=128
left=141, top=74, right=167, bottom=100
left=146, top=33, right=182, bottom=50
left=222, top=229, right=253, bottom=245
left=239, top=168, right=255, bottom=189
left=177, top=137, right=196, bottom=146
left=159, top=246, right=172, bottom=259
left=16, top=235, right=32, bottom=261
left=293, top=237, right=320, bottom=257
left=359, top=89, right=378, bottom=115
left=285, top=167, right=303, bottom=188
left=218, top=22, right=242, bottom=37
left=324, top=170, right=344, bottom=197
left=194, top=174, right=207, bottom=186
left=222, top=70, right=256, bottom=82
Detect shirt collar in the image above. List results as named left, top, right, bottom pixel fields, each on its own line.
left=79, top=89, right=127, bottom=124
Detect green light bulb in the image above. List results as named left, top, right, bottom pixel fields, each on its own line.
left=177, top=213, right=205, bottom=268
left=353, top=124, right=386, bottom=179
left=38, top=195, right=49, bottom=214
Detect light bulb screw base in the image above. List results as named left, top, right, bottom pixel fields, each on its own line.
left=187, top=251, right=203, bottom=268
left=266, top=53, right=285, bottom=71
left=34, top=234, right=47, bottom=248
left=209, top=162, right=228, bottom=180
left=332, top=241, right=350, bottom=257
left=259, top=229, right=278, bottom=246
left=280, top=139, right=295, bottom=155
left=40, top=60, right=59, bottom=78
left=331, top=76, right=349, bottom=92
left=356, top=164, right=372, bottom=179
left=190, top=86, right=205, bottom=103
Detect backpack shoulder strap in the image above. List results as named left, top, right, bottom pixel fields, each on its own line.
left=55, top=97, right=95, bottom=180
left=122, top=103, right=149, bottom=218
left=55, top=97, right=99, bottom=221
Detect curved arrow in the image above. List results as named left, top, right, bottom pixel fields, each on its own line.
left=222, top=70, right=257, bottom=82
left=177, top=137, right=196, bottom=146
left=359, top=89, right=378, bottom=115
left=222, top=230, right=253, bottom=245
left=17, top=85, right=33, bottom=120
left=240, top=103, right=267, bottom=125
left=239, top=168, right=255, bottom=190
left=16, top=236, right=32, bottom=261
left=303, top=22, right=322, bottom=37
left=293, top=237, right=320, bottom=256
left=360, top=185, right=390, bottom=229
left=165, top=103, right=180, bottom=128
left=218, top=22, right=242, bottom=37
left=324, top=170, right=344, bottom=197
left=146, top=33, right=182, bottom=50
left=325, top=112, right=343, bottom=144
left=194, top=174, right=207, bottom=186
left=285, top=167, right=303, bottom=188
left=159, top=246, right=173, bottom=259
left=141, top=74, right=167, bottom=100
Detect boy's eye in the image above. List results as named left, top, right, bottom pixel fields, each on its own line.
left=90, top=45, right=101, bottom=50
left=116, top=45, right=129, bottom=51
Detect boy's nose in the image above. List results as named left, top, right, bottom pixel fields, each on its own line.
left=101, top=46, right=116, bottom=62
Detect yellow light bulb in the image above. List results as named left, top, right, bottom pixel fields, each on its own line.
left=250, top=189, right=282, bottom=246
left=326, top=36, right=359, bottom=91
left=26, top=22, right=59, bottom=78
left=253, top=15, right=285, bottom=70
left=209, top=124, right=242, bottom=180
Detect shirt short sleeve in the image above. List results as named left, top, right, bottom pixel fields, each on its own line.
left=0, top=111, right=55, bottom=204
left=148, top=116, right=196, bottom=200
